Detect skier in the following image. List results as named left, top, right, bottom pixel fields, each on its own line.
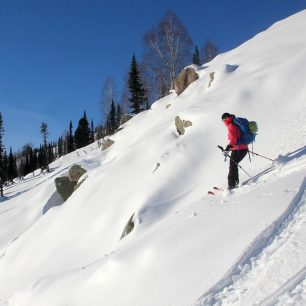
left=221, top=113, right=249, bottom=190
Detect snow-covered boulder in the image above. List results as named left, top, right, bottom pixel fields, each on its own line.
left=174, top=67, right=199, bottom=95
left=120, top=213, right=135, bottom=239
left=102, top=138, right=115, bottom=151
left=175, top=116, right=193, bottom=135
left=54, top=176, right=76, bottom=201
left=68, top=165, right=87, bottom=182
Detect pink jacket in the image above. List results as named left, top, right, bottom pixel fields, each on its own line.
left=223, top=116, right=248, bottom=151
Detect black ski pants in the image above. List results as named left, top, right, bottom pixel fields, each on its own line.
left=228, top=149, right=248, bottom=189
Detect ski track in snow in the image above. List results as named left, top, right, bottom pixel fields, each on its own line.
left=195, top=167, right=306, bottom=306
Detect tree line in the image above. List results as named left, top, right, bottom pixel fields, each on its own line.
left=0, top=102, right=124, bottom=194
left=0, top=110, right=105, bottom=195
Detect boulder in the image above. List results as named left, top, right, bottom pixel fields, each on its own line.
left=102, top=138, right=115, bottom=151
left=74, top=173, right=88, bottom=191
left=174, top=67, right=199, bottom=95
left=175, top=116, right=193, bottom=135
left=120, top=213, right=135, bottom=239
left=208, top=72, right=215, bottom=88
left=68, top=165, right=87, bottom=182
left=55, top=177, right=77, bottom=202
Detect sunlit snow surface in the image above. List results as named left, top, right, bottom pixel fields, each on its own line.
left=1, top=10, right=306, bottom=306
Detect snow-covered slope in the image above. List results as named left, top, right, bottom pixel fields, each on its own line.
left=1, top=10, right=306, bottom=306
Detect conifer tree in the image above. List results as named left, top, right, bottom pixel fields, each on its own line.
left=0, top=112, right=5, bottom=193
left=24, top=154, right=31, bottom=175
left=40, top=122, right=48, bottom=148
left=3, top=151, right=8, bottom=183
left=89, top=119, right=95, bottom=143
left=58, top=137, right=63, bottom=157
left=64, top=132, right=69, bottom=155
left=38, top=145, right=46, bottom=170
left=8, top=147, right=17, bottom=181
left=31, top=148, right=38, bottom=172
left=48, top=144, right=54, bottom=164
left=116, top=104, right=122, bottom=128
left=192, top=45, right=200, bottom=65
left=128, top=54, right=147, bottom=114
left=74, top=111, right=90, bottom=149
left=40, top=122, right=49, bottom=171
left=21, top=144, right=35, bottom=176
left=67, top=121, right=75, bottom=153
left=107, top=100, right=117, bottom=135
left=0, top=112, right=5, bottom=169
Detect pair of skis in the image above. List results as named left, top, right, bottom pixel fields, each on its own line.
left=208, top=186, right=223, bottom=195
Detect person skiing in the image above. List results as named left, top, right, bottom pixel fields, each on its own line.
left=222, top=113, right=249, bottom=190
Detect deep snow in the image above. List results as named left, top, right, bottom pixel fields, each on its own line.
left=0, top=9, right=306, bottom=306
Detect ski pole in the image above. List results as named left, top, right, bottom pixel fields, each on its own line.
left=217, top=145, right=254, bottom=179
left=250, top=151, right=275, bottom=162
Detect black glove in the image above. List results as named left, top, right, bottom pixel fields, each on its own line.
left=225, top=145, right=233, bottom=151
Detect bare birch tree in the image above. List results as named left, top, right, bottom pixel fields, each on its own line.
left=99, top=78, right=118, bottom=124
left=143, top=10, right=193, bottom=97
left=203, top=39, right=219, bottom=64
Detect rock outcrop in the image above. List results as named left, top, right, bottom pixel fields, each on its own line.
left=120, top=213, right=135, bottom=239
left=102, top=138, right=115, bottom=151
left=69, top=165, right=87, bottom=182
left=55, top=164, right=87, bottom=202
left=55, top=177, right=77, bottom=202
left=175, top=116, right=193, bottom=135
left=174, top=67, right=199, bottom=95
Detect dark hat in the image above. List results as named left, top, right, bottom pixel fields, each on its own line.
left=221, top=113, right=232, bottom=121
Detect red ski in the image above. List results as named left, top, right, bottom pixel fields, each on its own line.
left=207, top=187, right=223, bottom=195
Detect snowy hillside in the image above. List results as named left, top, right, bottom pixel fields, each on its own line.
left=1, top=10, right=306, bottom=306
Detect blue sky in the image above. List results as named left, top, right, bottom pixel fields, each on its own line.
left=1, top=0, right=305, bottom=151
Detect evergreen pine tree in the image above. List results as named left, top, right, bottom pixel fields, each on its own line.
left=89, top=119, right=95, bottom=143
left=128, top=54, right=147, bottom=114
left=0, top=112, right=5, bottom=193
left=67, top=121, right=75, bottom=153
left=31, top=148, right=38, bottom=172
left=107, top=100, right=117, bottom=135
left=3, top=151, right=8, bottom=183
left=116, top=104, right=122, bottom=128
left=192, top=45, right=200, bottom=65
left=63, top=132, right=69, bottom=155
left=0, top=113, right=5, bottom=169
left=40, top=122, right=48, bottom=147
left=21, top=144, right=33, bottom=176
left=8, top=147, right=16, bottom=181
left=74, top=111, right=90, bottom=149
left=40, top=122, right=49, bottom=171
left=38, top=145, right=46, bottom=170
left=24, top=154, right=31, bottom=175
left=58, top=137, right=63, bottom=157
